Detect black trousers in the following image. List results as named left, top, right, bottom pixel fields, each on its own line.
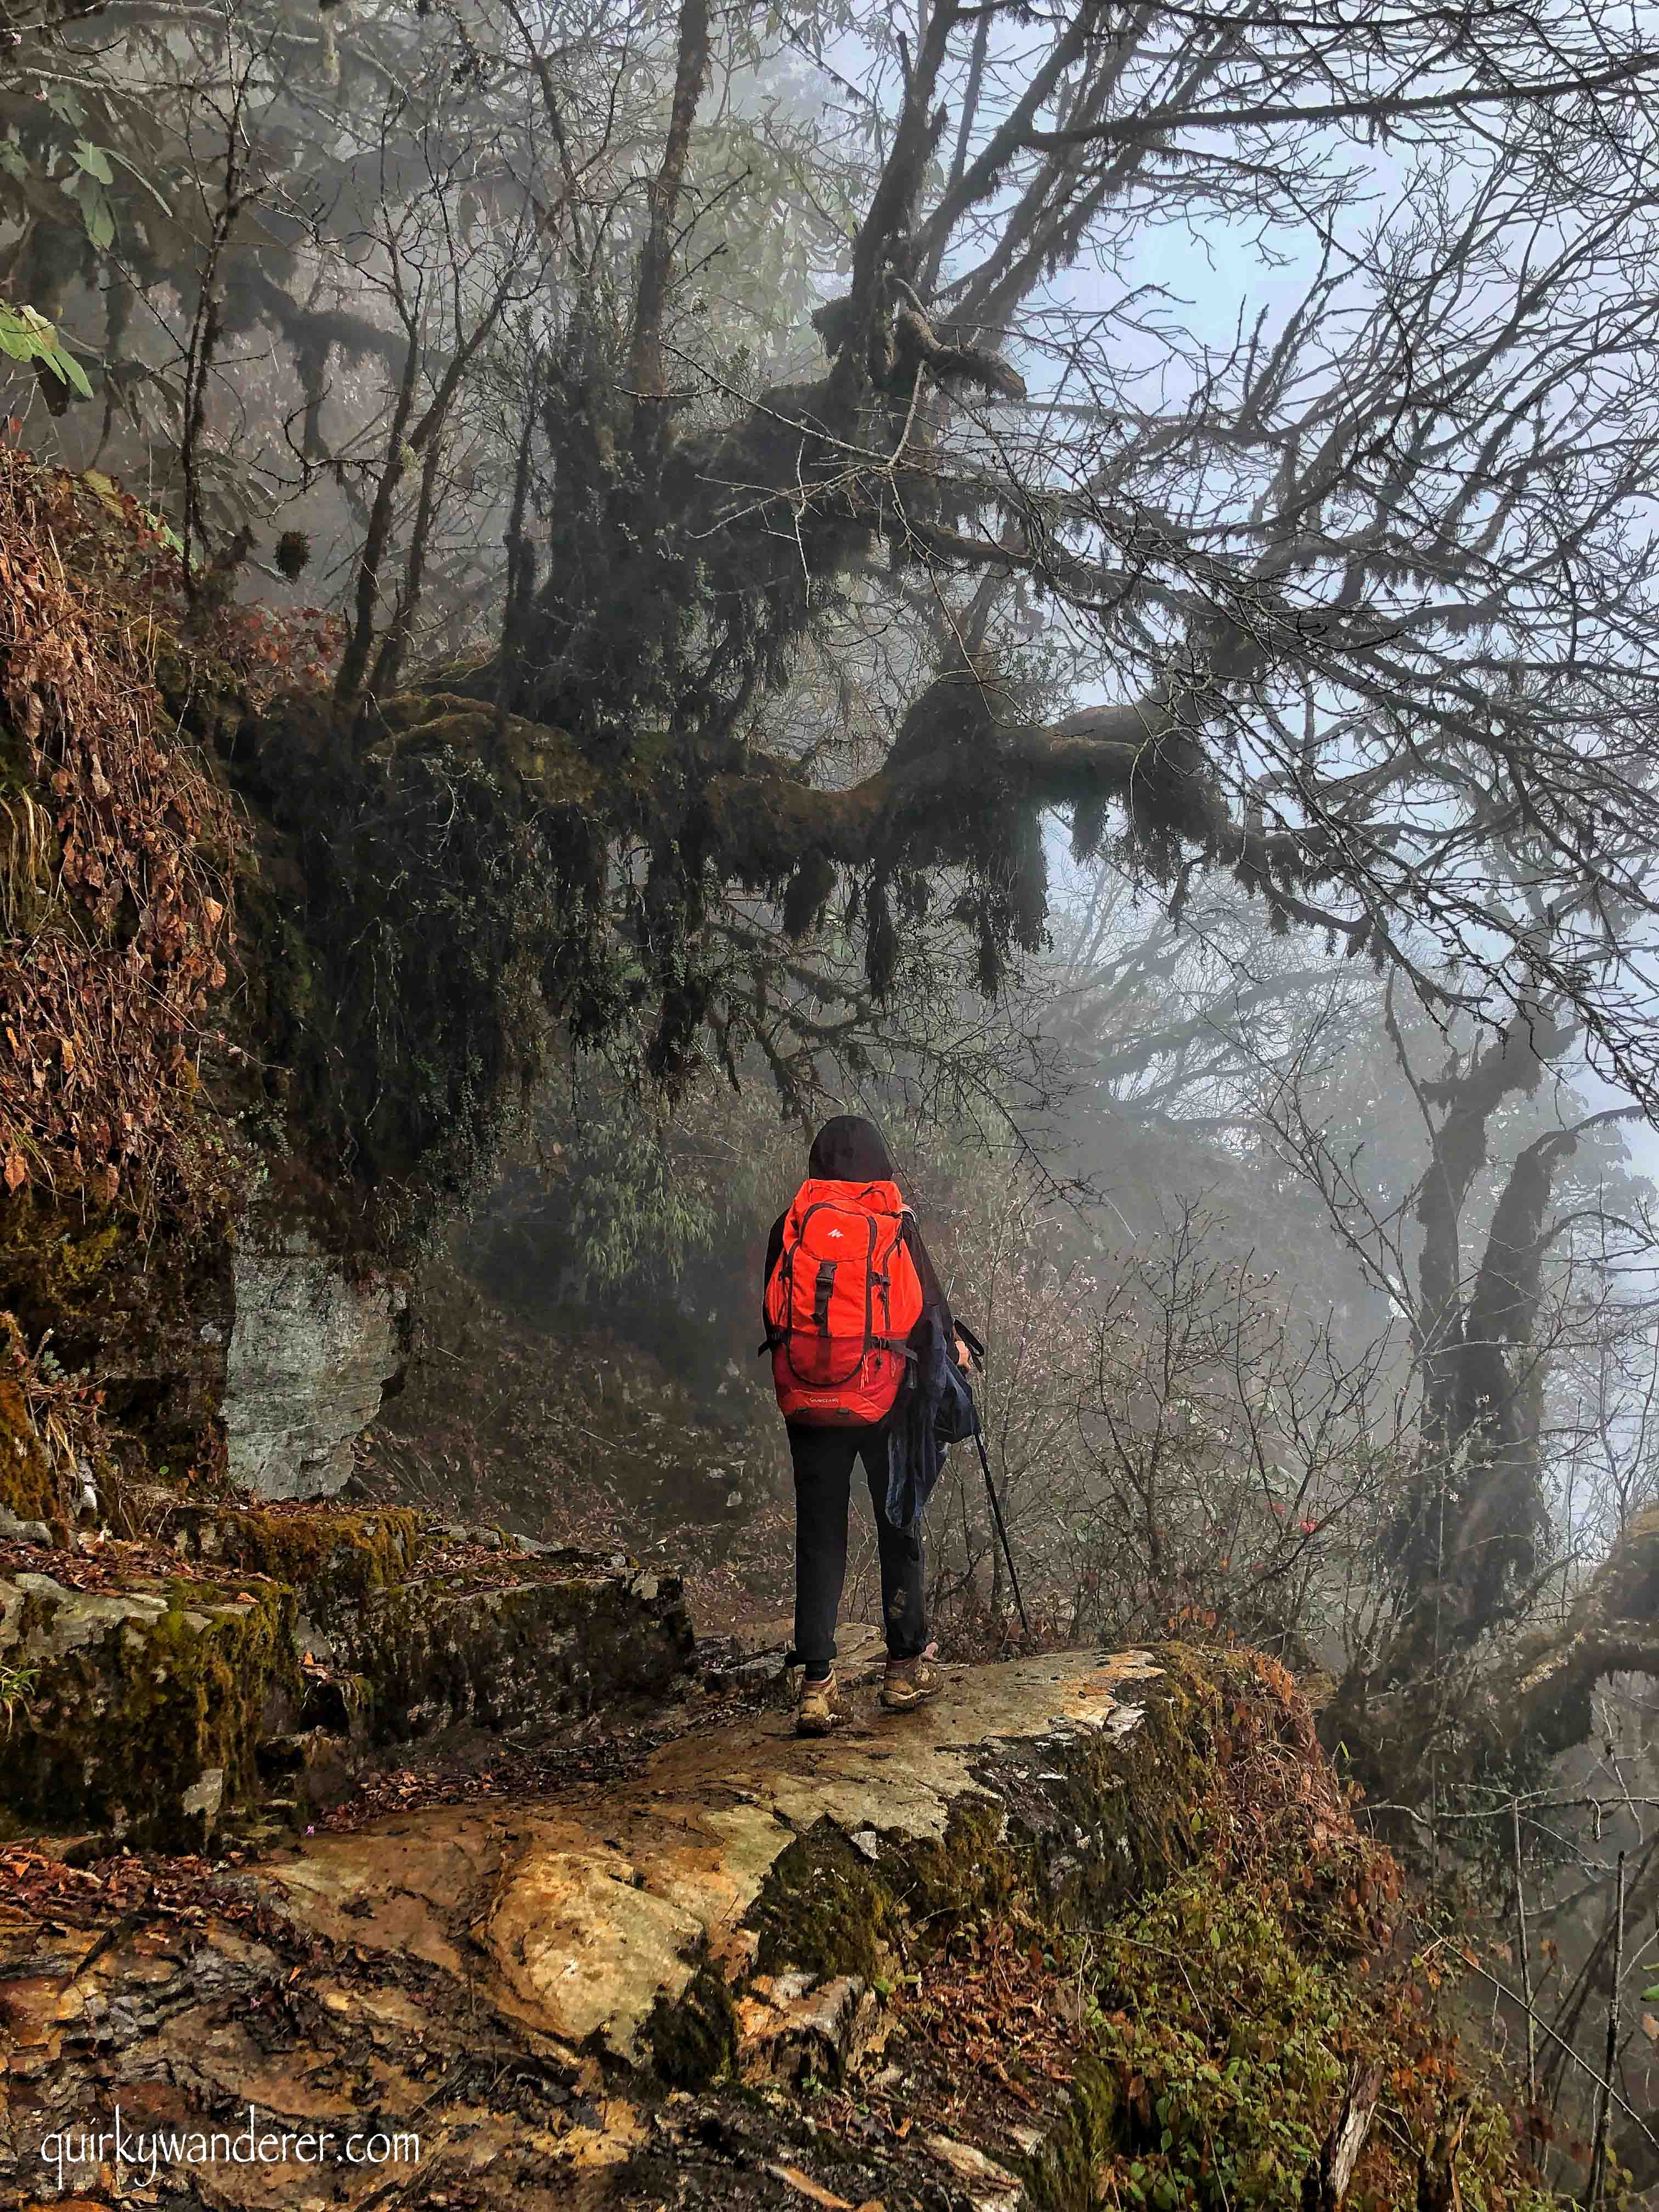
left=787, top=1421, right=927, bottom=1678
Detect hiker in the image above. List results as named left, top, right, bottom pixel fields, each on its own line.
left=761, top=1115, right=974, bottom=1737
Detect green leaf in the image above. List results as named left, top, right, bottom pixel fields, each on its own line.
left=82, top=189, right=115, bottom=252
left=0, top=302, right=93, bottom=398
left=72, top=140, right=115, bottom=185
left=44, top=86, right=85, bottom=128
left=101, top=145, right=174, bottom=213
left=0, top=139, right=28, bottom=183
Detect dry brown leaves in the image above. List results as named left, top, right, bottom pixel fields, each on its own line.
left=0, top=445, right=238, bottom=1211
left=872, top=1917, right=1080, bottom=2153
left=1, top=1841, right=252, bottom=1924
left=0, top=1524, right=245, bottom=1593
left=1220, top=1652, right=1352, bottom=1856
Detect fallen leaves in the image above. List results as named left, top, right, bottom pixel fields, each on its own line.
left=764, top=2165, right=884, bottom=2212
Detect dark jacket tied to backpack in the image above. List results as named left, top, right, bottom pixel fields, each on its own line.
left=884, top=1308, right=983, bottom=1534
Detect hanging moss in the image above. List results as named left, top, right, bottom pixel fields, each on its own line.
left=222, top=691, right=618, bottom=1251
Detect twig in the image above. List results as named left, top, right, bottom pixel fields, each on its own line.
left=1587, top=1850, right=1626, bottom=2206
left=1513, top=1799, right=1537, bottom=2107
left=1449, top=1951, right=1659, bottom=2161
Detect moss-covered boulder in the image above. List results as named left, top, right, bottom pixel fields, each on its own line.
left=0, top=1568, right=298, bottom=1848
left=0, top=1505, right=698, bottom=1854
left=335, top=1560, right=695, bottom=1742
left=151, top=1496, right=427, bottom=1629
left=155, top=1499, right=695, bottom=1743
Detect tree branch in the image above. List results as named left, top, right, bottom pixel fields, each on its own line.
left=625, top=0, right=710, bottom=441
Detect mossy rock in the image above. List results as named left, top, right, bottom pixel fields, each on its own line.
left=0, top=1375, right=64, bottom=1536
left=751, top=1821, right=908, bottom=1985
left=646, top=1963, right=739, bottom=2089
left=0, top=1189, right=125, bottom=1318
left=336, top=1565, right=695, bottom=1743
left=157, top=1500, right=427, bottom=1629
left=0, top=1568, right=299, bottom=1847
left=1021, top=2056, right=1123, bottom=2212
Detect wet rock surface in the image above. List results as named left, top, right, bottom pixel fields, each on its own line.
left=5, top=1634, right=1545, bottom=2212
left=0, top=1647, right=1186, bottom=2209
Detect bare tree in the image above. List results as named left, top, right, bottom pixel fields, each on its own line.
left=1254, top=974, right=1657, bottom=1802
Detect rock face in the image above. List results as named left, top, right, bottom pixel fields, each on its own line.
left=222, top=1242, right=410, bottom=1500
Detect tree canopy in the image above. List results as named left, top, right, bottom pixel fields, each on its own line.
left=6, top=0, right=1659, bottom=1203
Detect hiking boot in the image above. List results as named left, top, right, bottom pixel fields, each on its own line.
left=880, top=1656, right=941, bottom=1712
left=796, top=1672, right=840, bottom=1737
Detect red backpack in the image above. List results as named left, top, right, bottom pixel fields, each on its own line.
left=764, top=1177, right=925, bottom=1425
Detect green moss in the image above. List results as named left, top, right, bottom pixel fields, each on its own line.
left=0, top=1190, right=127, bottom=1322
left=646, top=1963, right=739, bottom=2089
left=3, top=1576, right=300, bottom=1845
left=1022, top=2057, right=1122, bottom=2212
left=1002, top=1650, right=1568, bottom=2211
left=173, top=1503, right=425, bottom=1625
left=750, top=1820, right=907, bottom=1984
left=902, top=1794, right=1018, bottom=1924
left=0, top=1375, right=61, bottom=1530
left=1057, top=1647, right=1222, bottom=1921
left=1025, top=1860, right=1567, bottom=2210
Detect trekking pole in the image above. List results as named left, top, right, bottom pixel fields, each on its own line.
left=973, top=1427, right=1031, bottom=1643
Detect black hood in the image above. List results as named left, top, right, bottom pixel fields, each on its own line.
left=807, top=1115, right=894, bottom=1182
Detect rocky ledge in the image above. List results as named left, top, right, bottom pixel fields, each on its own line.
left=0, top=1644, right=1556, bottom=2210
left=0, top=1500, right=694, bottom=1850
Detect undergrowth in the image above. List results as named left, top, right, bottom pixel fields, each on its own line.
left=1068, top=1871, right=1561, bottom=2210
left=0, top=1307, right=111, bottom=1526
left=1021, top=1654, right=1574, bottom=2211
left=0, top=1655, right=38, bottom=1738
